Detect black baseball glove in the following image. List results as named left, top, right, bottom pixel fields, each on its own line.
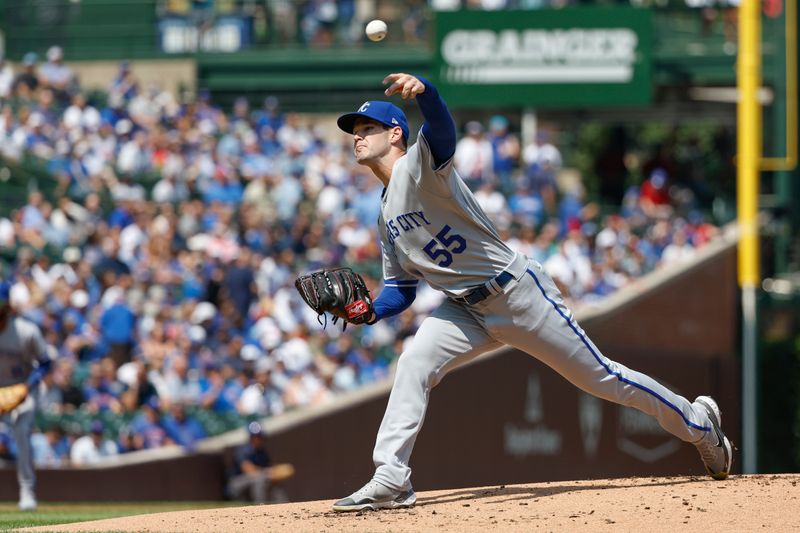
left=295, top=268, right=374, bottom=330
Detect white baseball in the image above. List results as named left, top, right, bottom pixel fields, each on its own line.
left=366, top=19, right=388, bottom=42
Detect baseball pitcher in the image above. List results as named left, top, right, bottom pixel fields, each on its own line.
left=298, top=73, right=732, bottom=512
left=0, top=281, right=54, bottom=511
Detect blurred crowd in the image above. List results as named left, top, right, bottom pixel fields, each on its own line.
left=158, top=0, right=431, bottom=47
left=157, top=0, right=706, bottom=49
left=0, top=49, right=719, bottom=467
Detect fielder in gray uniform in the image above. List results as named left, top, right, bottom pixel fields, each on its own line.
left=0, top=281, right=53, bottom=511
left=331, top=73, right=732, bottom=512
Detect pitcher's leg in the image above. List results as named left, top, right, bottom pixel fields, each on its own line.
left=372, top=299, right=501, bottom=491
left=13, top=409, right=36, bottom=495
left=489, top=262, right=712, bottom=444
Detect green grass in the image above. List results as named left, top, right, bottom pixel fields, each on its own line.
left=0, top=501, right=242, bottom=531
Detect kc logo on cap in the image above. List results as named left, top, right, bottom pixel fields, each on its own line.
left=337, top=100, right=410, bottom=141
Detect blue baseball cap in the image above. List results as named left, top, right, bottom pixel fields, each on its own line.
left=337, top=101, right=409, bottom=141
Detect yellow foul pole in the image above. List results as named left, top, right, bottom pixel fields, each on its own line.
left=737, top=0, right=761, bottom=474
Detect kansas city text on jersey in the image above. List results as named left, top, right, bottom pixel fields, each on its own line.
left=384, top=210, right=432, bottom=245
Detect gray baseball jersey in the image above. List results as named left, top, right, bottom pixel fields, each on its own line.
left=0, top=317, right=47, bottom=388
left=369, top=130, right=717, bottom=492
left=378, top=130, right=525, bottom=296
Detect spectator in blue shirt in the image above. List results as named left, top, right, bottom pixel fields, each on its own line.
left=488, top=115, right=520, bottom=194
left=31, top=428, right=67, bottom=467
left=130, top=398, right=169, bottom=450
left=221, top=248, right=256, bottom=323
left=254, top=96, right=284, bottom=133
left=99, top=292, right=136, bottom=366
left=161, top=402, right=207, bottom=450
left=508, top=181, right=543, bottom=228
left=200, top=363, right=238, bottom=413
left=109, top=60, right=139, bottom=104
left=202, top=170, right=244, bottom=205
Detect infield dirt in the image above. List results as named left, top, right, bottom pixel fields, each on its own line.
left=25, top=474, right=800, bottom=532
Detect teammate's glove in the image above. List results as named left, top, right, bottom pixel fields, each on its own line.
left=0, top=383, right=28, bottom=414
left=294, top=268, right=374, bottom=330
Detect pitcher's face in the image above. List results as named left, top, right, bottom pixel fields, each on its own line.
left=352, top=118, right=393, bottom=164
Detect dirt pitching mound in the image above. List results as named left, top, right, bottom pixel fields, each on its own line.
left=26, top=474, right=800, bottom=532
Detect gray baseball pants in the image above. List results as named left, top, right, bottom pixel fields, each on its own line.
left=372, top=258, right=713, bottom=491
left=3, top=400, right=36, bottom=495
left=228, top=472, right=271, bottom=503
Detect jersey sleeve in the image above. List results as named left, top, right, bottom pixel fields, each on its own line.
left=416, top=76, right=457, bottom=166
left=406, top=128, right=455, bottom=198
left=381, top=239, right=417, bottom=285
left=22, top=320, right=48, bottom=363
left=22, top=320, right=53, bottom=388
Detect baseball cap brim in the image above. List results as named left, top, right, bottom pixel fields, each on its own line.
left=337, top=112, right=408, bottom=141
left=337, top=112, right=405, bottom=136
left=337, top=112, right=371, bottom=135
left=337, top=101, right=409, bottom=141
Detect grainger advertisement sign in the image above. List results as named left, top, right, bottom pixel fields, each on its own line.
left=433, top=8, right=653, bottom=107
